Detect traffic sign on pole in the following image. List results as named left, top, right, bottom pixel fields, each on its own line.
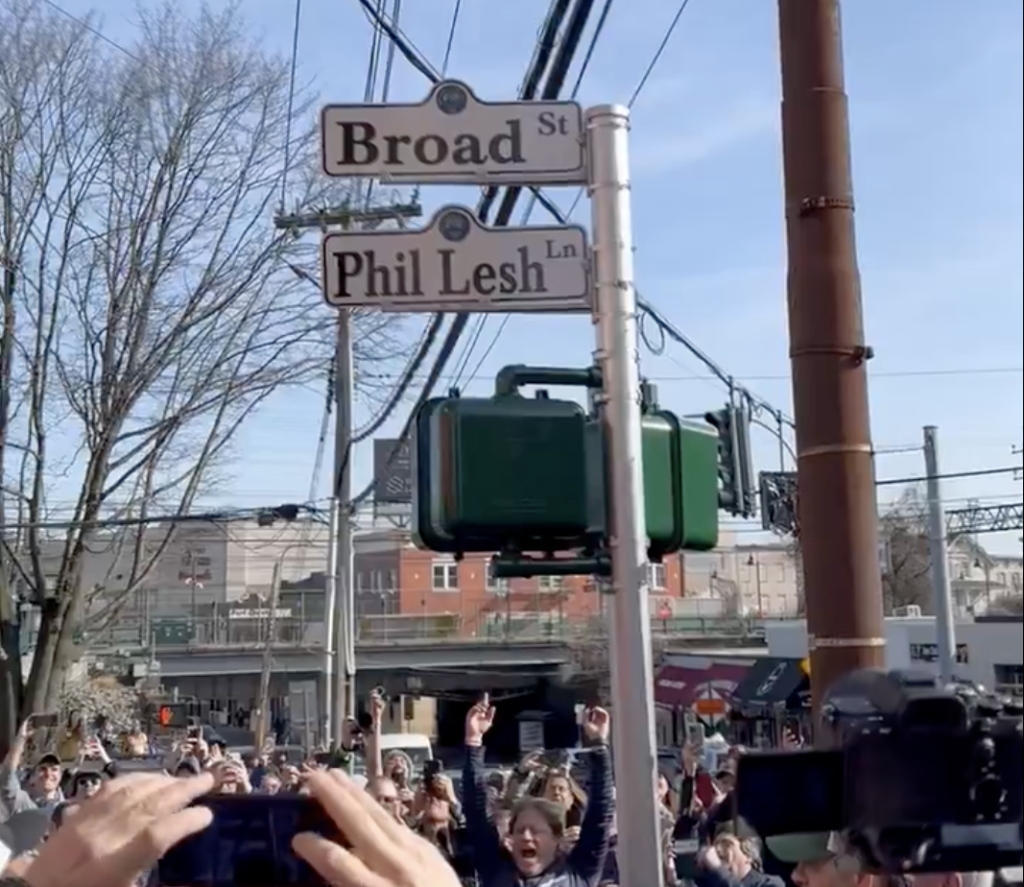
left=320, top=80, right=586, bottom=184
left=320, top=205, right=589, bottom=312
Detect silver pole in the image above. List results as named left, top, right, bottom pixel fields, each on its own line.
left=333, top=309, right=357, bottom=731
left=586, top=104, right=663, bottom=887
left=323, top=496, right=338, bottom=744
left=923, top=425, right=956, bottom=684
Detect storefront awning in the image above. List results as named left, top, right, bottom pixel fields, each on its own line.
left=654, top=657, right=751, bottom=709
left=730, top=657, right=808, bottom=709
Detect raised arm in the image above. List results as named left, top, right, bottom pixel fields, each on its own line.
left=364, top=690, right=385, bottom=779
left=567, top=707, right=614, bottom=884
left=461, top=694, right=502, bottom=882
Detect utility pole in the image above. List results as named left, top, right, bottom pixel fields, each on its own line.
left=273, top=201, right=419, bottom=745
left=923, top=427, right=957, bottom=685
left=255, top=559, right=282, bottom=750
left=778, top=0, right=886, bottom=710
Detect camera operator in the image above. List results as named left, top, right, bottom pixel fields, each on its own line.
left=0, top=768, right=460, bottom=887
left=765, top=832, right=997, bottom=887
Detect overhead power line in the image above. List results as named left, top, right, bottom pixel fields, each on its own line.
left=875, top=466, right=1021, bottom=487
left=628, top=0, right=693, bottom=107
left=353, top=0, right=596, bottom=506
left=456, top=0, right=617, bottom=386
left=358, top=366, right=1023, bottom=384
left=0, top=504, right=321, bottom=533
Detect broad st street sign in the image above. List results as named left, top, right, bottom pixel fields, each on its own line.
left=320, top=80, right=585, bottom=184
left=320, top=205, right=589, bottom=312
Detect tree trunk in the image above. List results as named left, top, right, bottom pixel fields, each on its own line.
left=0, top=611, right=24, bottom=754
left=23, top=598, right=60, bottom=719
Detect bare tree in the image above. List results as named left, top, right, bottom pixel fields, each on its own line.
left=0, top=0, right=403, bottom=740
left=879, top=489, right=933, bottom=614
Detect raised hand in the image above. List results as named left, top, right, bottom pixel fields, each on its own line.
left=19, top=771, right=215, bottom=887
left=581, top=706, right=610, bottom=743
left=295, top=769, right=460, bottom=887
left=464, top=693, right=495, bottom=746
left=370, top=690, right=386, bottom=726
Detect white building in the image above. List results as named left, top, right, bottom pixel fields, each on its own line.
left=681, top=535, right=802, bottom=617
left=765, top=616, right=1022, bottom=694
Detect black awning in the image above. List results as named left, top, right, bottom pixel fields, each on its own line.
left=730, top=657, right=807, bottom=709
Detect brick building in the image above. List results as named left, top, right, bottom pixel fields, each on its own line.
left=350, top=529, right=686, bottom=637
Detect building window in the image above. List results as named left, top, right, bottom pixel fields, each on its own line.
left=486, top=564, right=509, bottom=593
left=994, top=664, right=1022, bottom=693
left=646, top=563, right=666, bottom=589
left=432, top=562, right=458, bottom=591
left=537, top=575, right=563, bottom=592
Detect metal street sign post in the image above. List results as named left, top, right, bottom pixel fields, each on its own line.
left=586, top=105, right=663, bottom=887
left=321, top=80, right=585, bottom=184
left=317, top=83, right=663, bottom=885
left=321, top=205, right=590, bottom=312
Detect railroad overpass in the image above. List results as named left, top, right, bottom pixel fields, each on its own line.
left=89, top=614, right=771, bottom=699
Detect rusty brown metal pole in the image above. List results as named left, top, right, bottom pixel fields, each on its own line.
left=777, top=0, right=886, bottom=711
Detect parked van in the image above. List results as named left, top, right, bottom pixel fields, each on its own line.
left=377, top=732, right=433, bottom=770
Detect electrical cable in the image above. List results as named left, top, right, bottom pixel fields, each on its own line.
left=278, top=0, right=304, bottom=210
left=441, top=0, right=463, bottom=74
left=351, top=0, right=595, bottom=505
left=876, top=466, right=1022, bottom=487
left=379, top=0, right=401, bottom=100
left=628, top=0, right=692, bottom=107
left=352, top=317, right=443, bottom=442
left=326, top=0, right=431, bottom=499
left=455, top=0, right=616, bottom=387
left=563, top=0, right=693, bottom=220
left=357, top=0, right=439, bottom=80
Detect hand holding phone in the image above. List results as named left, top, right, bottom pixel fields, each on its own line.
left=157, top=795, right=342, bottom=885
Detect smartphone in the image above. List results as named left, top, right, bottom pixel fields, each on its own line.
left=29, top=713, right=58, bottom=728
left=156, top=794, right=344, bottom=886
left=694, top=770, right=717, bottom=808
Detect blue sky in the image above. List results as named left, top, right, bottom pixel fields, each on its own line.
left=53, top=0, right=1022, bottom=552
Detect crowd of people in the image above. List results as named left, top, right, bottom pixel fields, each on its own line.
left=0, top=698, right=1001, bottom=887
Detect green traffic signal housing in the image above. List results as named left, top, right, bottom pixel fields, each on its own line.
left=640, top=411, right=719, bottom=557
left=412, top=393, right=598, bottom=554
left=410, top=378, right=719, bottom=562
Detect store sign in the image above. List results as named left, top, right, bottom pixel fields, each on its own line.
left=229, top=608, right=291, bottom=620
left=756, top=662, right=788, bottom=697
left=910, top=642, right=968, bottom=663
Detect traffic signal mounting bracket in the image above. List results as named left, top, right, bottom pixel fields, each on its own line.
left=491, top=549, right=612, bottom=579
left=493, top=363, right=601, bottom=396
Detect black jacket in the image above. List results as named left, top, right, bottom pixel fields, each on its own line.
left=462, top=744, right=613, bottom=887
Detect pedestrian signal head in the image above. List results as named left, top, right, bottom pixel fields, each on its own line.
left=154, top=703, right=186, bottom=728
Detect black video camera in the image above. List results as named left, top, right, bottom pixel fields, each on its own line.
left=735, top=668, right=1022, bottom=874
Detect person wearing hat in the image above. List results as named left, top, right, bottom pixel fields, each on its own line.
left=763, top=832, right=867, bottom=887
left=0, top=720, right=64, bottom=817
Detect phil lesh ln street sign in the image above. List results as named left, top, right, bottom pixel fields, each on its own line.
left=320, top=205, right=590, bottom=312
left=320, top=80, right=585, bottom=184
